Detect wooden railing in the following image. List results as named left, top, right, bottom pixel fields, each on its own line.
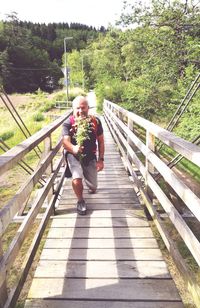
left=104, top=99, right=200, bottom=307
left=0, top=111, right=71, bottom=307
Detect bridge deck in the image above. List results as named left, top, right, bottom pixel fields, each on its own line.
left=25, top=118, right=183, bottom=307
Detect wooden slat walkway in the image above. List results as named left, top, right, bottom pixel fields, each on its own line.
left=25, top=118, right=183, bottom=307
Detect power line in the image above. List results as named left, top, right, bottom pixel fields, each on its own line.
left=9, top=67, right=55, bottom=71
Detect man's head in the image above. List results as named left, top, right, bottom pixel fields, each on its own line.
left=72, top=96, right=89, bottom=118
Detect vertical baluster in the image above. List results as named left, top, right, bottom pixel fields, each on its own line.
left=145, top=130, right=155, bottom=220
left=43, top=135, right=54, bottom=204
left=0, top=239, right=8, bottom=307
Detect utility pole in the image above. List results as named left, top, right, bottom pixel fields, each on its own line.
left=63, top=37, right=73, bottom=102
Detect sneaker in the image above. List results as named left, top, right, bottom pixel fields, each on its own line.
left=77, top=199, right=87, bottom=215
left=88, top=189, right=96, bottom=194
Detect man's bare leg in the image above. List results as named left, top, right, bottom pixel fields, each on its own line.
left=72, top=178, right=83, bottom=201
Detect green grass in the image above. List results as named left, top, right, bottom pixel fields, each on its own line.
left=159, top=145, right=200, bottom=183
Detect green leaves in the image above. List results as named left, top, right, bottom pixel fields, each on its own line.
left=74, top=116, right=92, bottom=161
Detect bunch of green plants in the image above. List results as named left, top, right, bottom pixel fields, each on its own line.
left=74, top=116, right=92, bottom=160
left=32, top=113, right=45, bottom=122
left=0, top=130, right=14, bottom=141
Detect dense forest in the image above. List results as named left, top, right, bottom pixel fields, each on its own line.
left=0, top=13, right=106, bottom=93
left=0, top=0, right=200, bottom=138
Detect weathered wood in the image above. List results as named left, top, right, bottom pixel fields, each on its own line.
left=27, top=278, right=181, bottom=301
left=0, top=140, right=62, bottom=235
left=2, top=169, right=66, bottom=308
left=58, top=198, right=140, bottom=205
left=25, top=299, right=183, bottom=308
left=50, top=217, right=149, bottom=228
left=47, top=226, right=154, bottom=238
left=0, top=112, right=71, bottom=176
left=104, top=102, right=199, bottom=306
left=57, top=203, right=141, bottom=211
left=44, top=238, right=159, bottom=249
left=40, top=247, right=164, bottom=261
left=105, top=107, right=200, bottom=267
left=105, top=103, right=200, bottom=222
left=0, top=239, right=8, bottom=307
left=34, top=260, right=170, bottom=278
left=0, top=158, right=63, bottom=276
left=61, top=192, right=139, bottom=199
left=25, top=116, right=183, bottom=307
left=53, top=209, right=144, bottom=218
left=104, top=100, right=200, bottom=167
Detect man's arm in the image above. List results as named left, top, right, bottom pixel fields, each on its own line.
left=96, top=133, right=105, bottom=171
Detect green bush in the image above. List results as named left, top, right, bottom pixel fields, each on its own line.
left=95, top=77, right=125, bottom=111
left=39, top=101, right=55, bottom=112
left=33, top=113, right=44, bottom=122
left=0, top=130, right=14, bottom=141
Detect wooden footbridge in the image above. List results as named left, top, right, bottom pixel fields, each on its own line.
left=0, top=100, right=200, bottom=307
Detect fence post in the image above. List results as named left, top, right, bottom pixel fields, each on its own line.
left=145, top=130, right=155, bottom=220
left=0, top=239, right=8, bottom=307
left=44, top=135, right=54, bottom=204
left=126, top=116, right=133, bottom=170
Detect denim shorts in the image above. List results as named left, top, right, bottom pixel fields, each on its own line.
left=67, top=154, right=97, bottom=191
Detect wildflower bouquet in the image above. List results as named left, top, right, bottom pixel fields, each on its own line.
left=74, top=116, right=92, bottom=160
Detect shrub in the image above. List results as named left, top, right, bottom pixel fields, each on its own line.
left=39, top=101, right=55, bottom=112
left=0, top=130, right=14, bottom=141
left=95, top=78, right=125, bottom=111
left=33, top=113, right=44, bottom=122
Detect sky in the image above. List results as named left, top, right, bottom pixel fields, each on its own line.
left=0, top=0, right=127, bottom=29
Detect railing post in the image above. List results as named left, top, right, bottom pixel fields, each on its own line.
left=0, top=239, right=8, bottom=307
left=145, top=130, right=155, bottom=220
left=44, top=135, right=54, bottom=204
left=126, top=116, right=133, bottom=170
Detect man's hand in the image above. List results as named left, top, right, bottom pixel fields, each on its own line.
left=96, top=160, right=104, bottom=172
left=72, top=145, right=84, bottom=155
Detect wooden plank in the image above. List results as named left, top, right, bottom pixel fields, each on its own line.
left=50, top=217, right=149, bottom=228
left=62, top=187, right=138, bottom=194
left=52, top=209, right=144, bottom=218
left=56, top=203, right=141, bottom=211
left=40, top=248, right=164, bottom=261
left=58, top=198, right=140, bottom=205
left=44, top=238, right=159, bottom=249
left=47, top=226, right=154, bottom=238
left=34, top=260, right=171, bottom=278
left=25, top=299, right=183, bottom=308
left=60, top=193, right=140, bottom=200
left=27, top=278, right=181, bottom=301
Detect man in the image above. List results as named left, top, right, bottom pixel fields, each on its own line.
left=62, top=95, right=105, bottom=215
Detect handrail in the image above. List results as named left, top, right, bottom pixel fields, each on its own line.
left=104, top=100, right=200, bottom=167
left=0, top=112, right=71, bottom=176
left=103, top=99, right=200, bottom=306
left=0, top=111, right=71, bottom=307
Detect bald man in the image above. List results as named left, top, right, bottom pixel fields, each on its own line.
left=62, top=95, right=105, bottom=215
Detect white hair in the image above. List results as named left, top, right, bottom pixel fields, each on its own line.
left=72, top=95, right=89, bottom=109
